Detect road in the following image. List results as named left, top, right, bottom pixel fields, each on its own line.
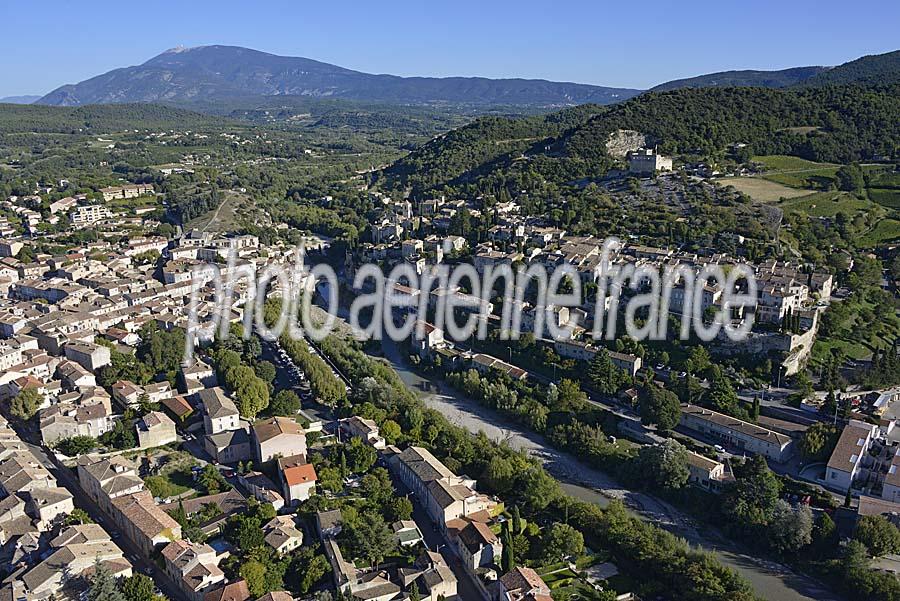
left=260, top=339, right=334, bottom=423
left=379, top=338, right=844, bottom=601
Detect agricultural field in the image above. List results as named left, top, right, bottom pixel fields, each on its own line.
left=777, top=191, right=873, bottom=217
left=858, top=218, right=900, bottom=246
left=713, top=176, right=810, bottom=203
left=868, top=187, right=900, bottom=209
left=753, top=155, right=840, bottom=189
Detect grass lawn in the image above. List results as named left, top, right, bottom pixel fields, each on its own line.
left=542, top=568, right=578, bottom=586
left=765, top=169, right=839, bottom=189
left=714, top=176, right=811, bottom=203
left=142, top=449, right=201, bottom=500
left=866, top=170, right=900, bottom=189
left=106, top=194, right=164, bottom=214
left=144, top=470, right=193, bottom=499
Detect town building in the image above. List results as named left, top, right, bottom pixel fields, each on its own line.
left=338, top=416, right=386, bottom=449
left=455, top=521, right=501, bottom=572
left=201, top=387, right=241, bottom=434
left=252, top=416, right=307, bottom=463
left=679, top=404, right=794, bottom=462
left=497, top=566, right=552, bottom=601
left=136, top=411, right=177, bottom=448
left=627, top=148, right=673, bottom=175
left=389, top=446, right=495, bottom=531
left=685, top=450, right=733, bottom=492
left=277, top=454, right=317, bottom=505
left=161, top=539, right=225, bottom=601
left=100, top=184, right=154, bottom=201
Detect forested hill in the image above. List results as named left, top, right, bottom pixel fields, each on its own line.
left=380, top=84, right=900, bottom=196
left=648, top=49, right=900, bottom=92
left=803, top=50, right=900, bottom=86
left=0, top=103, right=229, bottom=134
left=558, top=85, right=900, bottom=161
left=650, top=66, right=826, bottom=92
left=378, top=104, right=611, bottom=192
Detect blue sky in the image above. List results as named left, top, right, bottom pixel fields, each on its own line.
left=2, top=0, right=898, bottom=97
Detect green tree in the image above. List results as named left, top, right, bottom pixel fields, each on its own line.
left=55, top=435, right=98, bottom=456
left=638, top=383, right=681, bottom=432
left=360, top=468, right=394, bottom=505
left=317, top=466, right=343, bottom=493
left=518, top=467, right=560, bottom=511
left=198, top=464, right=227, bottom=495
left=553, top=378, right=588, bottom=413
left=800, top=423, right=840, bottom=461
left=386, top=496, right=413, bottom=522
left=121, top=575, right=155, bottom=601
left=634, top=439, right=689, bottom=490
left=381, top=419, right=402, bottom=444
left=99, top=418, right=137, bottom=450
left=768, top=500, right=813, bottom=554
left=64, top=508, right=94, bottom=525
left=240, top=560, right=268, bottom=597
left=501, top=521, right=515, bottom=573
left=723, top=455, right=782, bottom=531
left=255, top=361, right=277, bottom=385
left=707, top=372, right=744, bottom=417
left=10, top=387, right=43, bottom=420
left=299, top=554, right=329, bottom=593
left=88, top=561, right=127, bottom=601
left=587, top=349, right=625, bottom=394
left=511, top=505, right=523, bottom=535
left=542, top=522, right=585, bottom=561
left=345, top=511, right=395, bottom=567
left=687, top=346, right=711, bottom=374
left=855, top=515, right=900, bottom=557
left=344, top=437, right=377, bottom=474
left=233, top=372, right=270, bottom=418
left=813, top=512, right=837, bottom=551
left=268, top=390, right=300, bottom=416
left=836, top=163, right=865, bottom=193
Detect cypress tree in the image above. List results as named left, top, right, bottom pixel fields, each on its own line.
left=501, top=521, right=515, bottom=573
left=512, top=505, right=522, bottom=535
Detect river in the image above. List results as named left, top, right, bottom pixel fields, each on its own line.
left=378, top=338, right=843, bottom=601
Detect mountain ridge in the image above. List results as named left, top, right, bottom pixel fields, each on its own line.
left=36, top=45, right=641, bottom=108
left=650, top=66, right=828, bottom=92
left=0, top=95, right=41, bottom=104
left=802, top=49, right=900, bottom=86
